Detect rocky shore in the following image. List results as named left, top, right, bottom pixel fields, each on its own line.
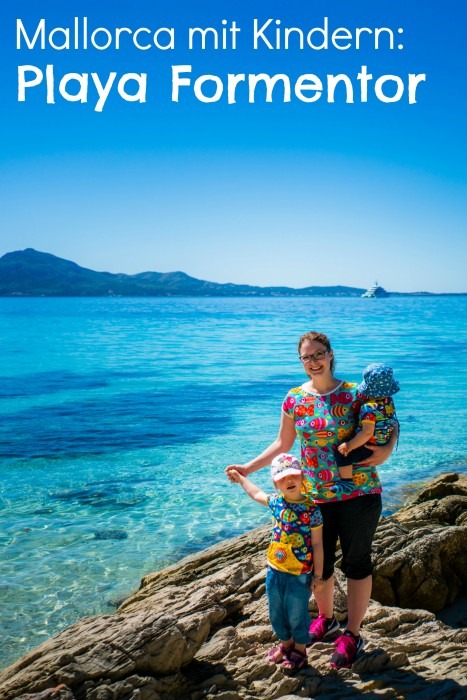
left=1, top=473, right=466, bottom=700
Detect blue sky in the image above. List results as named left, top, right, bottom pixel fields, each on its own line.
left=1, top=0, right=466, bottom=292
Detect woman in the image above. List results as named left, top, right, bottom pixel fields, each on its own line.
left=225, top=331, right=397, bottom=669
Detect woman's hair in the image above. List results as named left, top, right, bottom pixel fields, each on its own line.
left=298, top=331, right=335, bottom=372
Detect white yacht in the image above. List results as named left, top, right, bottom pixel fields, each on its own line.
left=362, top=282, right=389, bottom=298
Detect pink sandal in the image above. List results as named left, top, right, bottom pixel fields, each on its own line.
left=281, top=647, right=308, bottom=671
left=266, top=642, right=293, bottom=664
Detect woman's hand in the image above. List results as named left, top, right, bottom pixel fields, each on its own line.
left=225, top=465, right=249, bottom=482
left=356, top=442, right=392, bottom=467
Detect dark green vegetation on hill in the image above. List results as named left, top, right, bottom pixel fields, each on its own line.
left=1, top=249, right=463, bottom=297
left=0, top=249, right=366, bottom=297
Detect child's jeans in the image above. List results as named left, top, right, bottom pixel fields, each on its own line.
left=266, top=567, right=312, bottom=645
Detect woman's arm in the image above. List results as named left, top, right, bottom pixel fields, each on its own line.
left=225, top=411, right=296, bottom=479
left=311, top=527, right=324, bottom=578
left=311, top=526, right=325, bottom=594
left=356, top=422, right=399, bottom=467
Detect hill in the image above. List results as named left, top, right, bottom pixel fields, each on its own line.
left=0, top=249, right=367, bottom=297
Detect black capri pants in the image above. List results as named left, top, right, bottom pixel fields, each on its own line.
left=319, top=494, right=382, bottom=580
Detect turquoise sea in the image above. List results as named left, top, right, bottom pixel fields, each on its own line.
left=1, top=296, right=467, bottom=669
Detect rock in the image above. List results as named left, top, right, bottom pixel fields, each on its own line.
left=17, top=685, right=74, bottom=700
left=1, top=473, right=466, bottom=699
left=437, top=593, right=467, bottom=628
left=371, top=473, right=467, bottom=611
left=93, top=530, right=128, bottom=540
left=410, top=472, right=467, bottom=504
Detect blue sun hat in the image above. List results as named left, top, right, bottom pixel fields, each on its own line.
left=271, top=453, right=302, bottom=482
left=358, top=363, right=400, bottom=398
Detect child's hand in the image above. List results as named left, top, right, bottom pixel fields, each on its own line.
left=228, top=469, right=242, bottom=484
left=225, top=465, right=247, bottom=482
left=338, top=442, right=349, bottom=456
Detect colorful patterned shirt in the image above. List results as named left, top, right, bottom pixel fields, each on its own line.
left=359, top=397, right=398, bottom=445
left=266, top=494, right=323, bottom=575
left=282, top=381, right=383, bottom=504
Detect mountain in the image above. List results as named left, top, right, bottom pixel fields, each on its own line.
left=0, top=249, right=367, bottom=297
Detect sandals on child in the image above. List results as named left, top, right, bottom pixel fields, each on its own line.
left=266, top=642, right=292, bottom=664
left=281, top=647, right=308, bottom=671
left=267, top=643, right=308, bottom=671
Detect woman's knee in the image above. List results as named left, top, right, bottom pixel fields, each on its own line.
left=341, top=557, right=374, bottom=580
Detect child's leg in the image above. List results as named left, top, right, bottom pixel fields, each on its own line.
left=339, top=466, right=353, bottom=480
left=279, top=573, right=311, bottom=669
left=334, top=446, right=353, bottom=470
left=332, top=447, right=355, bottom=493
left=284, top=572, right=312, bottom=646
left=347, top=445, right=374, bottom=462
left=266, top=568, right=293, bottom=661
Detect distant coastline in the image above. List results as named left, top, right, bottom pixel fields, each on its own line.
left=0, top=249, right=465, bottom=297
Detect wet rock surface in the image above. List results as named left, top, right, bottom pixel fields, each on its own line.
left=1, top=473, right=466, bottom=699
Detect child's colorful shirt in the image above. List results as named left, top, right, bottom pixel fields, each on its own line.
left=266, top=494, right=322, bottom=575
left=359, top=397, right=398, bottom=445
left=282, top=381, right=383, bottom=504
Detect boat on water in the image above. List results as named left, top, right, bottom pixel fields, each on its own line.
left=361, top=282, right=389, bottom=298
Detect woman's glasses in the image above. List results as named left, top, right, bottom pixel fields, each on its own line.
left=299, top=350, right=330, bottom=363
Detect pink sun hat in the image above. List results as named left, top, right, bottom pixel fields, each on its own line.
left=271, top=453, right=302, bottom=483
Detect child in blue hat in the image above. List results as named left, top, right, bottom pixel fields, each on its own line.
left=332, top=363, right=400, bottom=494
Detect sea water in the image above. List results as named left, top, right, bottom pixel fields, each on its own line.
left=1, top=296, right=466, bottom=669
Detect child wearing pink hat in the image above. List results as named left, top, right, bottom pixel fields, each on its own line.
left=229, top=453, right=324, bottom=671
